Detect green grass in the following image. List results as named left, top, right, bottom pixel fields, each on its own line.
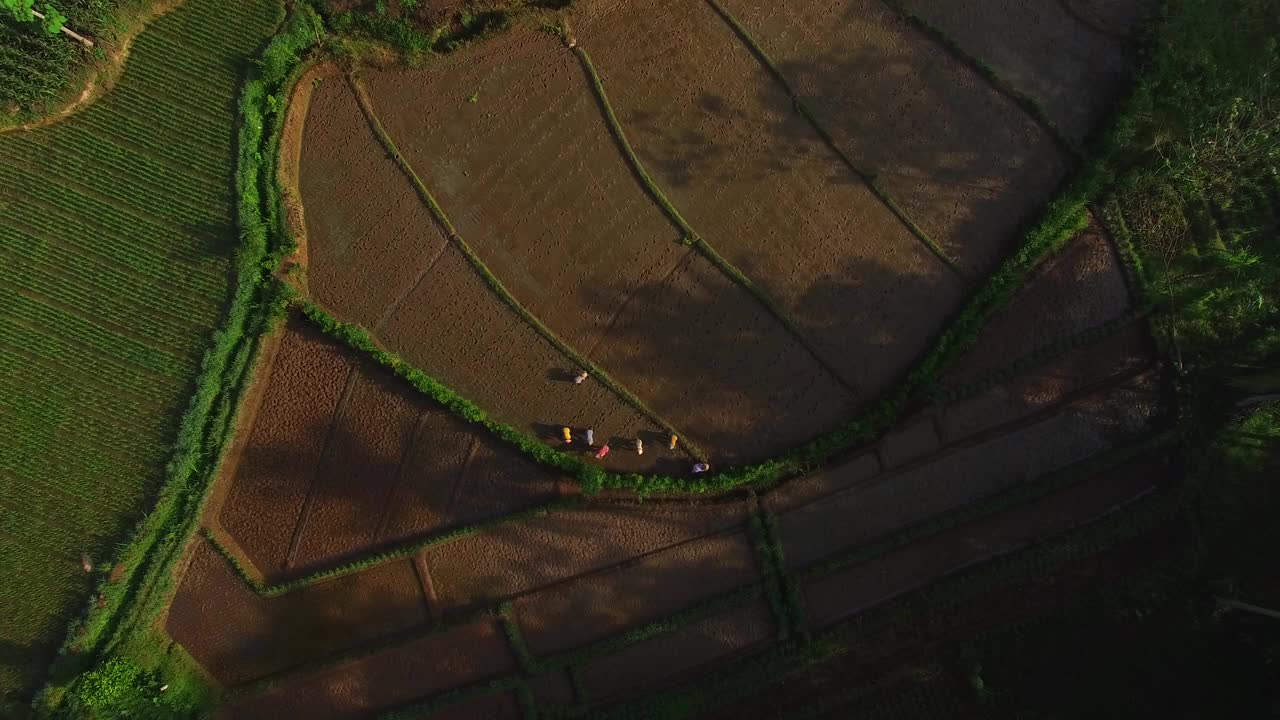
left=0, top=0, right=285, bottom=704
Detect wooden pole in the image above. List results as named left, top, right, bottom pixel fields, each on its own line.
left=30, top=9, right=95, bottom=48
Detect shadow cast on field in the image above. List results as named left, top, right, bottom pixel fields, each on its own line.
left=223, top=403, right=567, bottom=586
left=621, top=5, right=1075, bottom=280
left=578, top=251, right=950, bottom=461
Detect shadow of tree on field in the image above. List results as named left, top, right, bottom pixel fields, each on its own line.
left=577, top=251, right=951, bottom=465
left=616, top=0, right=1078, bottom=279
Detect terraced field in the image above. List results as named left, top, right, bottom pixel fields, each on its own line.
left=0, top=0, right=282, bottom=701
left=142, top=0, right=1173, bottom=716
left=2, top=0, right=1185, bottom=715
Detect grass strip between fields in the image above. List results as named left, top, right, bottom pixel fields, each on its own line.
left=929, top=307, right=1151, bottom=403
left=701, top=0, right=964, bottom=277
left=205, top=490, right=586, bottom=596
left=344, top=72, right=709, bottom=463
left=748, top=502, right=801, bottom=642
left=572, top=44, right=865, bottom=393
left=35, top=3, right=320, bottom=713
left=578, top=487, right=1185, bottom=720
left=876, top=0, right=1082, bottom=159
left=796, top=431, right=1176, bottom=583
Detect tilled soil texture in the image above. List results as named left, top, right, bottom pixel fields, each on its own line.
left=218, top=617, right=518, bottom=719
left=423, top=501, right=752, bottom=614
left=356, top=30, right=856, bottom=463
left=573, top=0, right=967, bottom=399
left=942, top=215, right=1135, bottom=385
left=574, top=600, right=775, bottom=704
left=800, top=453, right=1167, bottom=629
left=166, top=541, right=429, bottom=686
left=712, top=0, right=1071, bottom=273
left=296, top=67, right=676, bottom=471
left=769, top=317, right=1154, bottom=513
left=1064, top=0, right=1158, bottom=37
left=768, top=376, right=1160, bottom=571
left=897, top=0, right=1135, bottom=144
left=513, top=528, right=759, bottom=654
left=215, top=315, right=566, bottom=582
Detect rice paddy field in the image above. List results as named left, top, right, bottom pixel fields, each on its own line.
left=11, top=0, right=1272, bottom=717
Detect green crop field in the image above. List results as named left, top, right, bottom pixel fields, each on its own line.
left=0, top=0, right=281, bottom=701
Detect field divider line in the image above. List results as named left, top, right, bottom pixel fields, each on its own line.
left=345, top=71, right=709, bottom=463
left=283, top=360, right=361, bottom=571
left=794, top=430, right=1178, bottom=585
left=748, top=497, right=797, bottom=641
left=701, top=0, right=964, bottom=278
left=876, top=0, right=1083, bottom=161
left=573, top=45, right=863, bottom=396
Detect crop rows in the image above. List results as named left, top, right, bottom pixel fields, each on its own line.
left=0, top=0, right=284, bottom=701
left=0, top=228, right=220, bottom=332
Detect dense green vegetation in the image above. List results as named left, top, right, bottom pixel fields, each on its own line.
left=1108, top=0, right=1279, bottom=404
left=0, top=0, right=282, bottom=709
left=1, top=0, right=124, bottom=123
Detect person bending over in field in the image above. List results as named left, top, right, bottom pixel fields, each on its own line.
left=692, top=462, right=710, bottom=474
left=585, top=427, right=595, bottom=446
left=595, top=443, right=610, bottom=459
left=574, top=369, right=589, bottom=384
left=562, top=426, right=573, bottom=444
left=635, top=437, right=644, bottom=455
left=669, top=434, right=678, bottom=451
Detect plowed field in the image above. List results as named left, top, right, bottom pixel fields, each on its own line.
left=897, top=0, right=1136, bottom=143
left=714, top=0, right=1071, bottom=273
left=163, top=1, right=1166, bottom=716
left=214, top=315, right=568, bottom=582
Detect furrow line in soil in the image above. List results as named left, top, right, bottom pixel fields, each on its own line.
left=572, top=44, right=864, bottom=395
left=345, top=71, right=708, bottom=462
left=701, top=0, right=964, bottom=277
left=283, top=362, right=361, bottom=571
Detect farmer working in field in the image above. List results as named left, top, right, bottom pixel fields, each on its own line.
left=574, top=369, right=589, bottom=384
left=692, top=462, right=710, bottom=474
left=635, top=437, right=644, bottom=455
left=562, top=426, right=572, bottom=444
left=585, top=427, right=595, bottom=446
left=596, top=443, right=610, bottom=459
left=669, top=434, right=678, bottom=451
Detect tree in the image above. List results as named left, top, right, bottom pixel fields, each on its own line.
left=2, top=0, right=94, bottom=48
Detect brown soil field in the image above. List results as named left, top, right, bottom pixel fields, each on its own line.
left=513, top=528, right=760, bottom=655
left=938, top=324, right=1153, bottom=441
left=216, top=315, right=354, bottom=579
left=800, top=454, right=1166, bottom=629
left=215, top=315, right=567, bottom=581
left=574, top=599, right=775, bottom=703
left=942, top=215, right=1135, bottom=384
left=296, top=66, right=680, bottom=471
left=714, top=0, right=1071, bottom=274
left=1065, top=0, right=1158, bottom=36
left=218, top=619, right=516, bottom=719
left=570, top=0, right=965, bottom=395
left=166, top=541, right=428, bottom=686
left=346, top=31, right=860, bottom=463
left=769, top=376, right=1159, bottom=570
left=298, top=70, right=450, bottom=328
left=422, top=501, right=749, bottom=612
left=898, top=0, right=1134, bottom=143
